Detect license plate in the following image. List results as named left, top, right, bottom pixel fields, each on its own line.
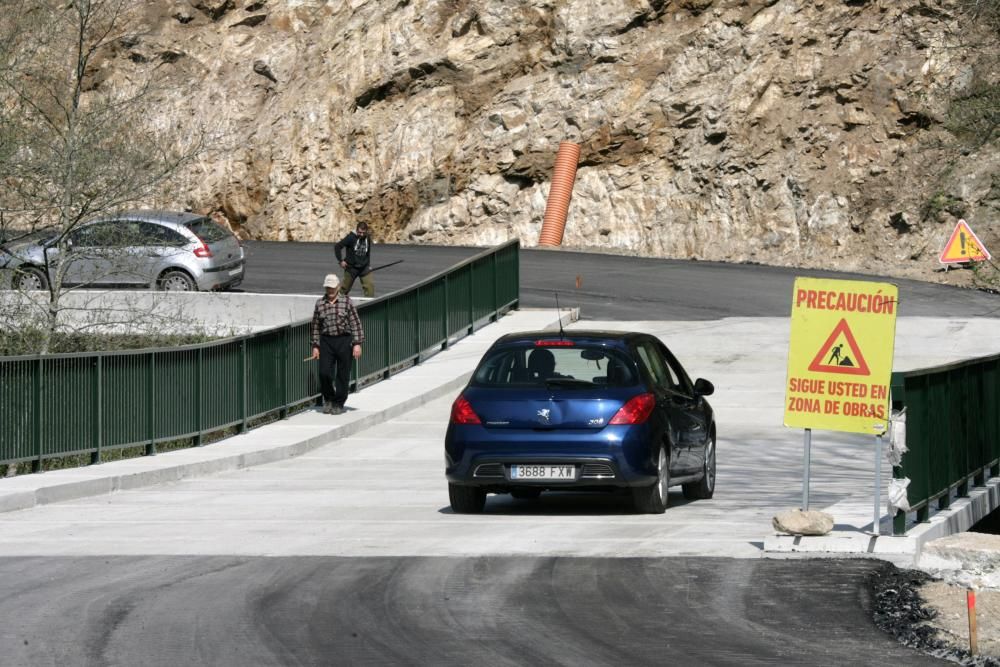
left=228, top=267, right=243, bottom=276
left=510, top=465, right=576, bottom=481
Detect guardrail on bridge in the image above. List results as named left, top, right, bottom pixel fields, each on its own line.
left=891, top=353, right=1000, bottom=535
left=0, top=240, right=520, bottom=471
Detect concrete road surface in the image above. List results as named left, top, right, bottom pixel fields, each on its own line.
left=1, top=315, right=994, bottom=560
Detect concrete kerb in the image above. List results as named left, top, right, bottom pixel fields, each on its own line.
left=763, top=477, right=1000, bottom=566
left=0, top=308, right=578, bottom=515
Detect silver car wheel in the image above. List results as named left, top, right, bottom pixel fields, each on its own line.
left=705, top=439, right=716, bottom=491
left=159, top=270, right=195, bottom=291
left=16, top=268, right=47, bottom=291
left=656, top=446, right=668, bottom=505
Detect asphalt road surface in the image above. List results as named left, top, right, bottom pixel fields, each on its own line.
left=5, top=241, right=998, bottom=665
left=0, top=557, right=941, bottom=666
left=240, top=241, right=1000, bottom=320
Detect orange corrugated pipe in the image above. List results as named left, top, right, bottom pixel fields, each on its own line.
left=538, top=141, right=580, bottom=246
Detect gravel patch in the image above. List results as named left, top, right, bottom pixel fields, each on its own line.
left=870, top=562, right=1000, bottom=665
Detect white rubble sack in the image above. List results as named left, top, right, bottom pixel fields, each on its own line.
left=888, top=409, right=907, bottom=466
left=888, top=477, right=911, bottom=514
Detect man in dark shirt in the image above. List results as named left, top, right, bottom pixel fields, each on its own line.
left=334, top=222, right=374, bottom=297
left=310, top=274, right=365, bottom=414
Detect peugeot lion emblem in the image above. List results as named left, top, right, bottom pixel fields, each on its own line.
left=537, top=408, right=551, bottom=425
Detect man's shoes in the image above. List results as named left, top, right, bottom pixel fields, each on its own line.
left=322, top=402, right=333, bottom=414
left=330, top=405, right=345, bottom=415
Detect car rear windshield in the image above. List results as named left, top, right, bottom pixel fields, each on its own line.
left=471, top=344, right=638, bottom=388
left=185, top=218, right=232, bottom=243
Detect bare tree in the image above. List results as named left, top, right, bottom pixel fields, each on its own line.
left=0, top=0, right=211, bottom=354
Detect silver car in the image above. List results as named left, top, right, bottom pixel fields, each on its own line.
left=0, top=210, right=245, bottom=291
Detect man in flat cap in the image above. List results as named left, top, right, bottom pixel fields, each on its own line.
left=310, top=274, right=365, bottom=414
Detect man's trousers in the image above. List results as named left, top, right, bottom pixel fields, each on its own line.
left=319, top=334, right=352, bottom=407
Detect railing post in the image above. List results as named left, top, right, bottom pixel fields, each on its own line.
left=442, top=274, right=449, bottom=350
left=917, top=504, right=930, bottom=524
left=893, top=509, right=906, bottom=536
left=92, top=356, right=102, bottom=464
left=280, top=328, right=289, bottom=420
left=415, top=287, right=422, bottom=359
left=146, top=353, right=157, bottom=456
left=467, top=264, right=474, bottom=334
left=515, top=241, right=521, bottom=309
left=196, top=347, right=204, bottom=446
left=939, top=492, right=951, bottom=510
left=383, top=299, right=391, bottom=380
left=240, top=339, right=248, bottom=433
left=32, top=356, right=42, bottom=473
left=492, top=251, right=499, bottom=321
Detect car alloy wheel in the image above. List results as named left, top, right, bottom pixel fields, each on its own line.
left=159, top=269, right=195, bottom=291
left=683, top=436, right=716, bottom=501
left=656, top=446, right=668, bottom=505
left=633, top=445, right=669, bottom=514
left=706, top=440, right=716, bottom=490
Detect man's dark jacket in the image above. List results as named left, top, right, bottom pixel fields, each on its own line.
left=334, top=231, right=371, bottom=275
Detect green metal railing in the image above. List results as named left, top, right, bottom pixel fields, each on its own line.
left=890, top=353, right=1000, bottom=535
left=0, top=240, right=520, bottom=470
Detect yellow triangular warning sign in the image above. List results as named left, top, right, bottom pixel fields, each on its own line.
left=807, top=318, right=871, bottom=376
left=940, top=219, right=991, bottom=264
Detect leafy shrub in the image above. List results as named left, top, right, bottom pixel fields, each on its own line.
left=946, top=83, right=1000, bottom=145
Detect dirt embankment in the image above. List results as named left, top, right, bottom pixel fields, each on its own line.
left=871, top=564, right=1000, bottom=665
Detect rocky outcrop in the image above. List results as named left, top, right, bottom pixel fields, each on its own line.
left=101, top=0, right=997, bottom=284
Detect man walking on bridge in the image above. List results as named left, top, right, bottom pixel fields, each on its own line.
left=310, top=274, right=365, bottom=415
left=334, top=222, right=375, bottom=297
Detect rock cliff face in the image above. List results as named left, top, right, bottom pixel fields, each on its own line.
left=110, top=0, right=997, bottom=284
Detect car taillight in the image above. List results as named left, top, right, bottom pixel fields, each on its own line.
left=535, top=340, right=574, bottom=347
left=194, top=242, right=212, bottom=258
left=609, top=393, right=656, bottom=425
left=450, top=395, right=481, bottom=425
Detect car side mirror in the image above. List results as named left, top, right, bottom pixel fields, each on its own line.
left=694, top=378, right=714, bottom=396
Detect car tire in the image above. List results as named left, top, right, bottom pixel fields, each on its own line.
left=683, top=434, right=716, bottom=500
left=632, top=445, right=669, bottom=514
left=15, top=266, right=48, bottom=291
left=449, top=483, right=486, bottom=514
left=158, top=269, right=196, bottom=291
left=510, top=488, right=542, bottom=500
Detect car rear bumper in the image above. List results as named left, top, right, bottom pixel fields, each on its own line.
left=196, top=260, right=245, bottom=291
left=445, top=425, right=659, bottom=488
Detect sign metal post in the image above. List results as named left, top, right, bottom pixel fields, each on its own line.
left=802, top=428, right=812, bottom=511
left=874, top=434, right=883, bottom=536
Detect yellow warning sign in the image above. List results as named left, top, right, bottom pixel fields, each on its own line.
left=784, top=277, right=898, bottom=435
left=939, top=219, right=991, bottom=264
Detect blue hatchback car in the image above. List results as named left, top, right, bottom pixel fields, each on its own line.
left=445, top=330, right=716, bottom=514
